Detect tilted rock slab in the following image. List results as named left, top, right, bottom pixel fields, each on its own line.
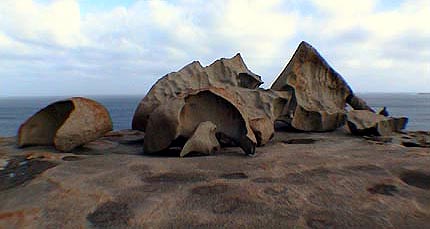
left=347, top=110, right=407, bottom=136
left=17, top=97, right=113, bottom=152
left=144, top=89, right=257, bottom=155
left=271, top=41, right=373, bottom=131
left=180, top=121, right=220, bottom=157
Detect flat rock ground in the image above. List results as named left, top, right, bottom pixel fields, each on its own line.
left=1, top=129, right=430, bottom=228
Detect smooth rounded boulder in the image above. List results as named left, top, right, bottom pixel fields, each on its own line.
left=17, top=97, right=113, bottom=152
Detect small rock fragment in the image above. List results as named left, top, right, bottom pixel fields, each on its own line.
left=180, top=121, right=220, bottom=157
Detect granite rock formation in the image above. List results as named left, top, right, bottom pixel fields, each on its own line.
left=143, top=89, right=257, bottom=155
left=17, top=97, right=112, bottom=152
left=347, top=110, right=408, bottom=136
left=271, top=41, right=353, bottom=131
left=132, top=54, right=263, bottom=132
left=271, top=41, right=376, bottom=131
left=180, top=121, right=220, bottom=157
left=2, top=129, right=430, bottom=228
left=133, top=54, right=288, bottom=155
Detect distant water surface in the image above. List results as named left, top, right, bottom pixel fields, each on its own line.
left=0, top=95, right=142, bottom=137
left=0, top=93, right=428, bottom=137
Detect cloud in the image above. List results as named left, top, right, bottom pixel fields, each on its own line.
left=0, top=0, right=429, bottom=96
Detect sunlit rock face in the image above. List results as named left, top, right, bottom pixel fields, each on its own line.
left=17, top=97, right=112, bottom=152
left=271, top=41, right=355, bottom=131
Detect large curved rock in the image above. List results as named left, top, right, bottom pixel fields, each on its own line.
left=271, top=41, right=363, bottom=131
left=132, top=53, right=263, bottom=132
left=17, top=97, right=112, bottom=152
left=232, top=88, right=291, bottom=145
left=144, top=89, right=257, bottom=156
left=132, top=54, right=290, bottom=147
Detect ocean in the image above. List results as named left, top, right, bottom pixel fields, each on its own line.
left=0, top=93, right=428, bottom=137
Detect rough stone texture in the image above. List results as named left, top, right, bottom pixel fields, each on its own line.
left=271, top=41, right=354, bottom=131
left=347, top=110, right=409, bottom=136
left=347, top=95, right=375, bottom=112
left=132, top=54, right=290, bottom=148
left=1, top=129, right=430, bottom=228
left=233, top=88, right=291, bottom=145
left=17, top=97, right=113, bottom=152
left=400, top=131, right=430, bottom=148
left=144, top=89, right=257, bottom=155
left=102, top=129, right=144, bottom=145
left=132, top=54, right=263, bottom=132
left=180, top=121, right=220, bottom=157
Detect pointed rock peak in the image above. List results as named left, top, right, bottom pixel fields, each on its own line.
left=178, top=61, right=204, bottom=74
left=270, top=41, right=354, bottom=131
left=298, top=40, right=312, bottom=48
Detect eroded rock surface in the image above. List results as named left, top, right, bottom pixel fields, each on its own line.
left=180, top=121, right=220, bottom=157
left=144, top=89, right=256, bottom=155
left=1, top=130, right=430, bottom=228
left=133, top=53, right=288, bottom=154
left=17, top=97, right=113, bottom=152
left=271, top=41, right=353, bottom=131
left=347, top=110, right=408, bottom=136
left=132, top=54, right=263, bottom=131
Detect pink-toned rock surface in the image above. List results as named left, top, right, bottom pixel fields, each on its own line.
left=1, top=129, right=430, bottom=228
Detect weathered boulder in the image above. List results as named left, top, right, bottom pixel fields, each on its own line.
left=132, top=53, right=290, bottom=149
left=347, top=110, right=393, bottom=136
left=132, top=54, right=263, bottom=131
left=17, top=97, right=112, bottom=152
left=346, top=110, right=407, bottom=136
left=144, top=89, right=257, bottom=155
left=180, top=121, right=220, bottom=157
left=271, top=41, right=361, bottom=131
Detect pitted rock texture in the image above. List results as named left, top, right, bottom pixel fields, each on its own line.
left=132, top=54, right=289, bottom=150
left=132, top=54, right=263, bottom=132
left=1, top=130, right=430, bottom=228
left=271, top=41, right=354, bottom=131
left=180, top=121, right=220, bottom=157
left=347, top=110, right=408, bottom=136
left=144, top=89, right=256, bottom=155
left=17, top=97, right=113, bottom=152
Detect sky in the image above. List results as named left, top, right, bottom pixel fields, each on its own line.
left=0, top=0, right=429, bottom=97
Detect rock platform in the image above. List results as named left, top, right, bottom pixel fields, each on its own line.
left=1, top=129, right=430, bottom=228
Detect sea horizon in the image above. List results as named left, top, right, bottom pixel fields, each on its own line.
left=0, top=91, right=429, bottom=99
left=0, top=93, right=428, bottom=137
